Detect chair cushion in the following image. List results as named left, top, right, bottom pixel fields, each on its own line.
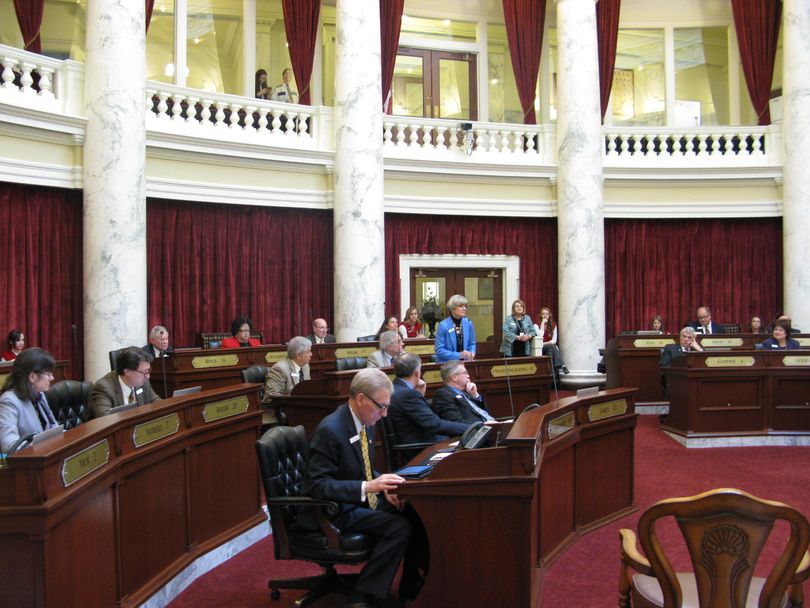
left=289, top=531, right=374, bottom=564
left=632, top=572, right=787, bottom=608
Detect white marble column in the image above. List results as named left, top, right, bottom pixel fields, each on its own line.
left=333, top=0, right=385, bottom=341
left=554, top=0, right=605, bottom=383
left=782, top=0, right=810, bottom=330
left=83, top=1, right=147, bottom=381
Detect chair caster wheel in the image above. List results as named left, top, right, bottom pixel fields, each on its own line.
left=270, top=588, right=281, bottom=600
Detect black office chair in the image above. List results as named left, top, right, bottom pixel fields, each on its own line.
left=108, top=348, right=125, bottom=371
left=357, top=335, right=377, bottom=342
left=255, top=426, right=375, bottom=605
left=242, top=365, right=286, bottom=427
left=380, top=416, right=435, bottom=471
left=44, top=380, right=92, bottom=429
left=335, top=357, right=368, bottom=371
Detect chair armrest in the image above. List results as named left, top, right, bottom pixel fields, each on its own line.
left=792, top=550, right=810, bottom=583
left=620, top=529, right=652, bottom=575
left=267, top=496, right=344, bottom=550
left=392, top=442, right=436, bottom=452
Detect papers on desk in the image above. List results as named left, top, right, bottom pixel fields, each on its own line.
left=429, top=452, right=453, bottom=462
left=447, top=441, right=459, bottom=448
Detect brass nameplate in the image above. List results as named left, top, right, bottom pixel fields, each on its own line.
left=783, top=356, right=810, bottom=367
left=700, top=337, right=743, bottom=348
left=797, top=337, right=810, bottom=347
left=62, top=439, right=110, bottom=487
left=548, top=411, right=575, bottom=439
left=588, top=399, right=627, bottom=422
left=203, top=395, right=250, bottom=422
left=192, top=354, right=240, bottom=369
left=423, top=370, right=442, bottom=384
left=264, top=351, right=286, bottom=364
left=335, top=346, right=375, bottom=358
left=705, top=356, right=755, bottom=368
left=491, top=363, right=537, bottom=378
left=132, top=413, right=180, bottom=448
left=405, top=344, right=434, bottom=355
left=633, top=338, right=674, bottom=348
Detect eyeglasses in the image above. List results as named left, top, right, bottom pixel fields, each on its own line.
left=364, top=394, right=390, bottom=411
left=133, top=367, right=151, bottom=377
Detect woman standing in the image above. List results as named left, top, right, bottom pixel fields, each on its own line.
left=0, top=348, right=58, bottom=453
left=399, top=306, right=424, bottom=339
left=1, top=329, right=25, bottom=361
left=499, top=299, right=536, bottom=357
left=533, top=307, right=570, bottom=375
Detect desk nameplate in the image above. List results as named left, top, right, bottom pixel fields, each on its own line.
left=62, top=439, right=110, bottom=487
left=699, top=337, right=744, bottom=348
left=191, top=354, right=240, bottom=369
left=798, top=338, right=810, bottom=347
left=405, top=344, right=435, bottom=355
left=491, top=363, right=537, bottom=378
left=264, top=351, right=286, bottom=364
left=132, top=413, right=180, bottom=448
left=783, top=355, right=810, bottom=367
left=588, top=399, right=628, bottom=422
left=203, top=395, right=250, bottom=422
left=705, top=356, right=755, bottom=368
left=335, top=346, right=376, bottom=358
left=547, top=411, right=576, bottom=439
left=423, top=371, right=442, bottom=384
left=633, top=338, right=674, bottom=348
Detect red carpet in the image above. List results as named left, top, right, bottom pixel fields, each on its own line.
left=168, top=415, right=810, bottom=607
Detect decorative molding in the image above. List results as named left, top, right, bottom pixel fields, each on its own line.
left=0, top=156, right=82, bottom=189
left=146, top=177, right=333, bottom=209
left=603, top=199, right=782, bottom=219
left=384, top=193, right=557, bottom=217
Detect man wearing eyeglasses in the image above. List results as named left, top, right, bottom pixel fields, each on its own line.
left=389, top=352, right=470, bottom=450
left=89, top=346, right=160, bottom=418
left=306, top=368, right=427, bottom=607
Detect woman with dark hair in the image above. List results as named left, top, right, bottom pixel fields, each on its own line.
left=255, top=69, right=271, bottom=99
left=749, top=316, right=765, bottom=334
left=221, top=316, right=261, bottom=348
left=1, top=329, right=25, bottom=361
left=374, top=316, right=399, bottom=340
left=499, top=299, right=536, bottom=357
left=532, top=307, right=570, bottom=375
left=0, top=347, right=58, bottom=453
left=399, top=306, right=424, bottom=339
left=761, top=320, right=800, bottom=350
left=651, top=316, right=665, bottom=333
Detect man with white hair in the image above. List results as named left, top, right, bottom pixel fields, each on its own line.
left=143, top=325, right=173, bottom=358
left=264, top=336, right=312, bottom=398
left=366, top=330, right=404, bottom=368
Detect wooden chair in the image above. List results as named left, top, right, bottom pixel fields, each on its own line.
left=618, top=488, right=810, bottom=608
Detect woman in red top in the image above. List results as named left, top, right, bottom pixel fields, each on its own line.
left=221, top=317, right=261, bottom=348
left=399, top=306, right=424, bottom=339
left=532, top=308, right=569, bottom=375
left=1, top=329, right=25, bottom=361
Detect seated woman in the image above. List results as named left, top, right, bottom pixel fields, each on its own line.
left=748, top=315, right=765, bottom=334
left=533, top=307, right=570, bottom=375
left=1, top=329, right=25, bottom=361
left=221, top=316, right=262, bottom=348
left=499, top=299, right=536, bottom=357
left=0, top=348, right=57, bottom=454
left=399, top=306, right=424, bottom=339
left=374, top=316, right=400, bottom=340
left=760, top=320, right=800, bottom=350
left=651, top=315, right=665, bottom=333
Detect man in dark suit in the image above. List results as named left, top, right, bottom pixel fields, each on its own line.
left=305, top=318, right=337, bottom=345
left=142, top=325, right=174, bottom=358
left=660, top=326, right=703, bottom=367
left=389, top=352, right=470, bottom=447
left=430, top=360, right=494, bottom=424
left=89, top=346, right=160, bottom=418
left=691, top=305, right=723, bottom=334
left=307, top=368, right=426, bottom=607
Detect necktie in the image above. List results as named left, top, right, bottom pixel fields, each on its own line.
left=359, top=426, right=377, bottom=509
left=462, top=393, right=493, bottom=422
left=128, top=388, right=136, bottom=403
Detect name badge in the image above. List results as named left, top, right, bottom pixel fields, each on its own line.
left=135, top=388, right=143, bottom=396
left=350, top=434, right=360, bottom=444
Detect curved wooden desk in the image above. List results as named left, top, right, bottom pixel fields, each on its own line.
left=397, top=387, right=638, bottom=607
left=0, top=384, right=264, bottom=608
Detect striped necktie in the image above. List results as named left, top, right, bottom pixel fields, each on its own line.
left=359, top=426, right=377, bottom=509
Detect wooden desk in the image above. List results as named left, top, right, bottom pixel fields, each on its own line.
left=397, top=388, right=637, bottom=607
left=604, top=334, right=810, bottom=405
left=663, top=350, right=810, bottom=438
left=0, top=384, right=264, bottom=608
left=274, top=355, right=554, bottom=435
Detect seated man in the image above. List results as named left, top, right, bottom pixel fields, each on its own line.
left=366, top=330, right=404, bottom=368
left=306, top=368, right=426, bottom=607
left=389, top=352, right=470, bottom=447
left=305, top=317, right=336, bottom=345
left=264, top=336, right=312, bottom=398
left=143, top=325, right=173, bottom=358
left=660, top=327, right=703, bottom=399
left=431, top=360, right=495, bottom=424
left=89, top=346, right=160, bottom=418
left=691, top=305, right=722, bottom=334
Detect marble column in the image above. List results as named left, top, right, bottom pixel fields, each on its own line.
left=83, top=1, right=147, bottom=381
left=554, top=0, right=605, bottom=383
left=332, top=0, right=385, bottom=341
left=782, top=0, right=810, bottom=330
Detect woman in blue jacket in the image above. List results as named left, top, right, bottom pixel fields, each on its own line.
left=435, top=294, right=476, bottom=363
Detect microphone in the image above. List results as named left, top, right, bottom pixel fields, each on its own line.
left=547, top=344, right=560, bottom=403
left=160, top=348, right=169, bottom=398
left=501, top=352, right=516, bottom=420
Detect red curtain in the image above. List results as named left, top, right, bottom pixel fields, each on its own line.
left=596, top=0, right=621, bottom=122
left=605, top=218, right=782, bottom=338
left=0, top=182, right=83, bottom=378
left=730, top=0, right=781, bottom=126
left=501, top=0, right=547, bottom=125
left=13, top=0, right=44, bottom=53
left=146, top=200, right=333, bottom=347
left=281, top=0, right=320, bottom=106
left=385, top=213, right=558, bottom=319
left=146, top=0, right=155, bottom=33
left=380, top=0, right=405, bottom=113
